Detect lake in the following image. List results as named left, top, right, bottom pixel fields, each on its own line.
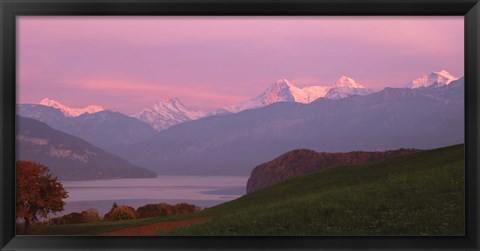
left=58, top=175, right=249, bottom=217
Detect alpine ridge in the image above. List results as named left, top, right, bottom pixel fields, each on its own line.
left=119, top=77, right=464, bottom=176
left=133, top=97, right=207, bottom=131
left=39, top=98, right=104, bottom=117
left=221, top=76, right=370, bottom=113
left=324, top=76, right=373, bottom=99
left=406, top=70, right=458, bottom=89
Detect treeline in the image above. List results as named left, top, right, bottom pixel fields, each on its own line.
left=50, top=202, right=200, bottom=225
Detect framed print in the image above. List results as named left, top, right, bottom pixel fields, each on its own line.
left=1, top=0, right=480, bottom=250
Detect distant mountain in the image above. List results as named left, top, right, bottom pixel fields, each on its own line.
left=222, top=79, right=329, bottom=113
left=324, top=76, right=374, bottom=99
left=131, top=78, right=365, bottom=127
left=16, top=116, right=157, bottom=180
left=246, top=148, right=422, bottom=193
left=17, top=105, right=157, bottom=155
left=17, top=103, right=66, bottom=125
left=221, top=77, right=370, bottom=114
left=406, top=70, right=458, bottom=89
left=133, top=97, right=206, bottom=131
left=120, top=78, right=464, bottom=176
left=39, top=98, right=105, bottom=117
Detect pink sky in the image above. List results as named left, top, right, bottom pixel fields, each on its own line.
left=17, top=16, right=464, bottom=113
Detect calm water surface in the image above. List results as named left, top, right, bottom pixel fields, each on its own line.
left=59, top=175, right=248, bottom=216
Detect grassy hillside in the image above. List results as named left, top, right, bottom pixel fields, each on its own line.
left=246, top=148, right=422, bottom=193
left=26, top=144, right=464, bottom=236
left=165, top=144, right=465, bottom=236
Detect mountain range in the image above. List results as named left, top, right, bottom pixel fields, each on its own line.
left=219, top=76, right=373, bottom=114
left=127, top=76, right=374, bottom=129
left=131, top=70, right=459, bottom=129
left=117, top=77, right=464, bottom=175
left=39, top=98, right=105, bottom=117
left=17, top=70, right=464, bottom=177
left=133, top=97, right=206, bottom=131
left=17, top=116, right=157, bottom=180
left=23, top=70, right=457, bottom=132
left=406, top=70, right=458, bottom=89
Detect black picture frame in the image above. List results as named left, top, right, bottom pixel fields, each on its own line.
left=1, top=0, right=479, bottom=250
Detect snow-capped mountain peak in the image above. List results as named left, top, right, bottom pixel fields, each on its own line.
left=261, top=79, right=297, bottom=104
left=220, top=79, right=330, bottom=114
left=39, top=98, right=104, bottom=117
left=407, top=70, right=458, bottom=89
left=134, top=97, right=206, bottom=131
left=325, top=76, right=372, bottom=99
left=435, top=69, right=456, bottom=79
left=332, top=76, right=365, bottom=89
left=149, top=97, right=185, bottom=110
left=221, top=77, right=373, bottom=113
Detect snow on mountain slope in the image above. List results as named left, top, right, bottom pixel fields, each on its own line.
left=300, top=86, right=331, bottom=102
left=332, top=76, right=364, bottom=89
left=406, top=70, right=458, bottom=89
left=223, top=77, right=370, bottom=113
left=223, top=79, right=330, bottom=113
left=325, top=76, right=373, bottom=99
left=39, top=98, right=104, bottom=117
left=292, top=84, right=331, bottom=103
left=134, top=97, right=207, bottom=131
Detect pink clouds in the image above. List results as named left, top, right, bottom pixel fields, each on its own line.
left=17, top=16, right=463, bottom=113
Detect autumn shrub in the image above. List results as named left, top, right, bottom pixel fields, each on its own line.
left=173, top=203, right=199, bottom=215
left=80, top=208, right=101, bottom=223
left=136, top=202, right=200, bottom=219
left=63, top=212, right=83, bottom=224
left=50, top=208, right=101, bottom=225
left=137, top=203, right=174, bottom=218
left=104, top=205, right=138, bottom=221
left=51, top=212, right=83, bottom=225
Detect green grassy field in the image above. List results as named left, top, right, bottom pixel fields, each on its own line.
left=24, top=144, right=465, bottom=236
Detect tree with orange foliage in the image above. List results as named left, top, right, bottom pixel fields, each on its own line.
left=16, top=160, right=68, bottom=234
